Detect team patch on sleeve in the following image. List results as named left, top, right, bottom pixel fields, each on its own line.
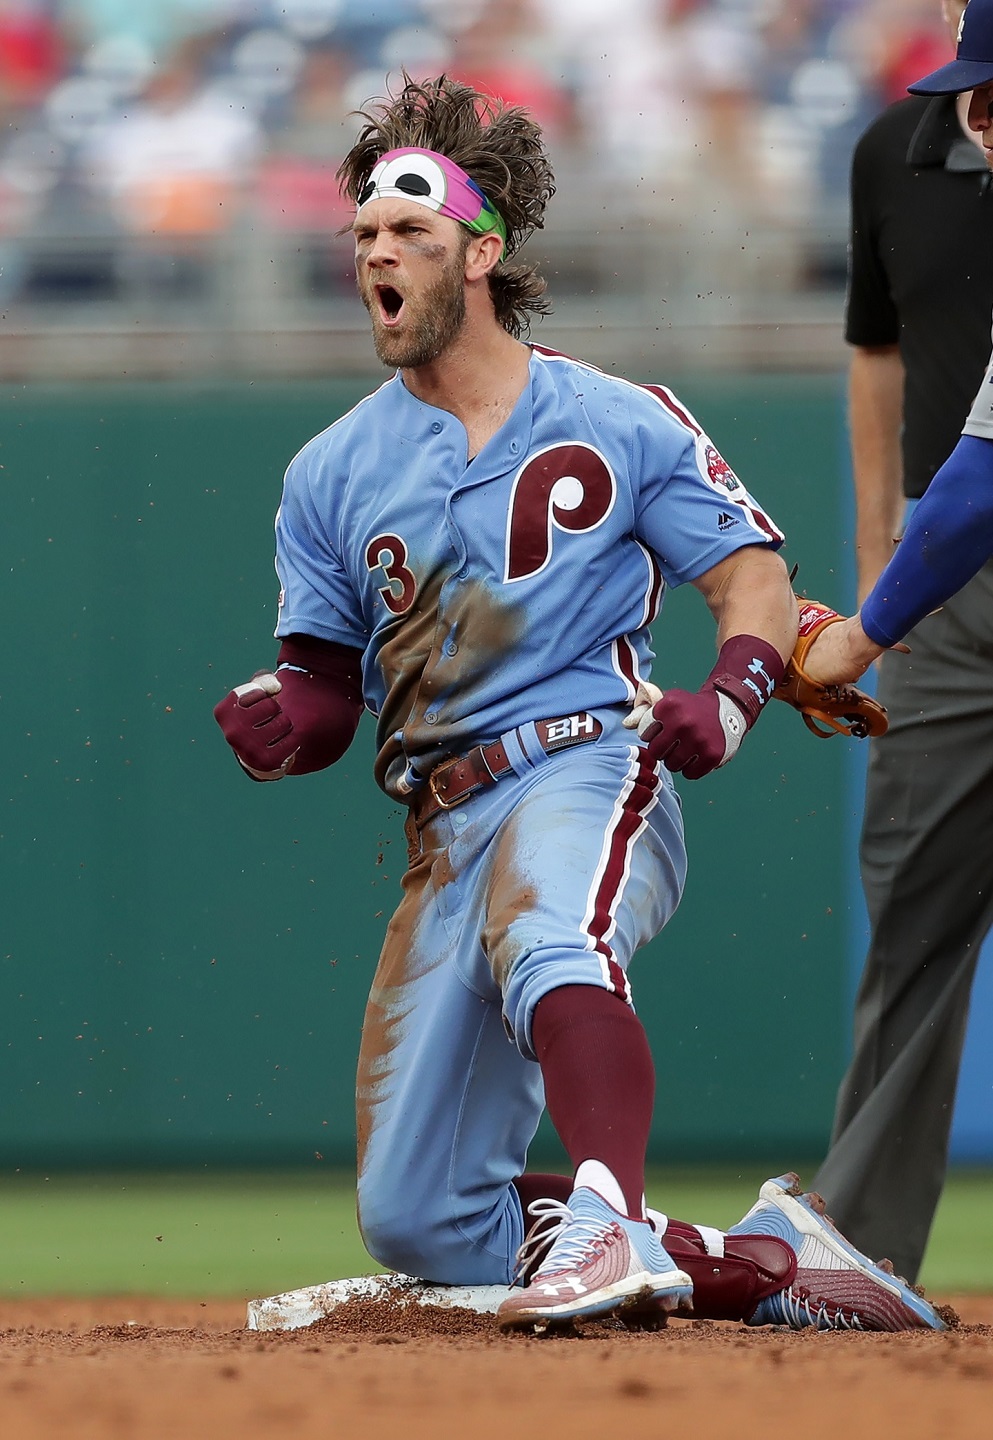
left=636, top=380, right=783, bottom=545
left=702, top=444, right=741, bottom=493
left=692, top=433, right=783, bottom=542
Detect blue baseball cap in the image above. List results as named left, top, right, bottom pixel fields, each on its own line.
left=909, top=0, right=993, bottom=94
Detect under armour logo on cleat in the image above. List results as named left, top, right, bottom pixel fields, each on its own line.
left=539, top=1277, right=588, bottom=1297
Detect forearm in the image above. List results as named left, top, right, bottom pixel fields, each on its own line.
left=848, top=345, right=905, bottom=603
left=860, top=434, right=993, bottom=646
left=626, top=547, right=795, bottom=780
left=699, top=545, right=796, bottom=733
left=702, top=547, right=798, bottom=663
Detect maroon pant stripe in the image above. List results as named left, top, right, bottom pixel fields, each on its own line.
left=586, top=751, right=660, bottom=967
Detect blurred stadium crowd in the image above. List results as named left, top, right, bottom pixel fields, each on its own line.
left=0, top=1, right=958, bottom=368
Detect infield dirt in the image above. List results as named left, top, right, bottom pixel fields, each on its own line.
left=1, top=1295, right=991, bottom=1439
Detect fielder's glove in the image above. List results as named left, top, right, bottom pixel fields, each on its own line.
left=773, top=599, right=889, bottom=739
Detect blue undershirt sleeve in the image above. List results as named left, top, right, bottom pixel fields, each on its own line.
left=860, top=434, right=993, bottom=646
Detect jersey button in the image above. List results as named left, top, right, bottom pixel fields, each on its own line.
left=445, top=641, right=458, bottom=656
left=456, top=566, right=469, bottom=580
left=425, top=712, right=438, bottom=724
left=431, top=421, right=443, bottom=433
left=510, top=440, right=519, bottom=454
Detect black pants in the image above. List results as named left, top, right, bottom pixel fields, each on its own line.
left=812, top=559, right=993, bottom=1282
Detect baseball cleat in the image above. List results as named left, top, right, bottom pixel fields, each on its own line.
left=729, top=1173, right=946, bottom=1332
left=496, top=1187, right=693, bottom=1333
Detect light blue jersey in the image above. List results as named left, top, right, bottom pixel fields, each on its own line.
left=274, top=345, right=783, bottom=798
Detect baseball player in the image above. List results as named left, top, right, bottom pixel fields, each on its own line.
left=214, top=75, right=946, bottom=1334
left=804, top=2, right=993, bottom=687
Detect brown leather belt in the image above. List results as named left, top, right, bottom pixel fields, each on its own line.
left=410, top=712, right=603, bottom=828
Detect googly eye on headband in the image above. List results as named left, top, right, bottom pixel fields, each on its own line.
left=356, top=148, right=508, bottom=255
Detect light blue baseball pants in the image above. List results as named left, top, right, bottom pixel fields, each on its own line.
left=355, top=707, right=687, bottom=1284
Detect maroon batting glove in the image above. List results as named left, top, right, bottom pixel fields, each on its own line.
left=213, top=636, right=364, bottom=781
left=624, top=635, right=785, bottom=781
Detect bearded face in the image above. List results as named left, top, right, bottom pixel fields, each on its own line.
left=356, top=218, right=471, bottom=369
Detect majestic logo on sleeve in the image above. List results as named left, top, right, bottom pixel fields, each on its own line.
left=504, top=443, right=617, bottom=583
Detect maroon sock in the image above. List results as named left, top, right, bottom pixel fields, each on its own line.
left=510, top=1172, right=575, bottom=1282
left=513, top=1172, right=574, bottom=1216
left=531, top=983, right=654, bottom=1219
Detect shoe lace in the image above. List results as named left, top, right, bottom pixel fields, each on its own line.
left=785, top=1286, right=864, bottom=1331
left=513, top=1198, right=611, bottom=1283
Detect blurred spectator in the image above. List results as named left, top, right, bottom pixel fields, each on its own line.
left=446, top=0, right=575, bottom=142
left=533, top=0, right=683, bottom=185
left=737, top=1, right=881, bottom=284
left=0, top=1, right=973, bottom=317
left=659, top=0, right=765, bottom=201
left=529, top=0, right=764, bottom=204
left=0, top=1, right=67, bottom=123
left=255, top=41, right=353, bottom=232
left=840, top=0, right=959, bottom=105
left=63, top=1, right=237, bottom=52
left=83, top=31, right=260, bottom=236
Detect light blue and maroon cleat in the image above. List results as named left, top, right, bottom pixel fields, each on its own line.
left=496, top=1187, right=694, bottom=1332
left=729, top=1173, right=948, bottom=1332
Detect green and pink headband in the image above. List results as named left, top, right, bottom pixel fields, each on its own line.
left=356, top=148, right=507, bottom=255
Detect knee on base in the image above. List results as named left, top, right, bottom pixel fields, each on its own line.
left=357, top=1180, right=517, bottom=1288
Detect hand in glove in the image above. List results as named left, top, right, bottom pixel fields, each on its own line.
left=213, top=636, right=364, bottom=781
left=623, top=635, right=785, bottom=780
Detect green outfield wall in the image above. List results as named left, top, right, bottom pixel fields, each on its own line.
left=0, top=375, right=855, bottom=1170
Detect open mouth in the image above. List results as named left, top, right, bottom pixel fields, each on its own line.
left=375, top=284, right=405, bottom=326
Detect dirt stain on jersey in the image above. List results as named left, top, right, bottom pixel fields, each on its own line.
left=373, top=572, right=524, bottom=796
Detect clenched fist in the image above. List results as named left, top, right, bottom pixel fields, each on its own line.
left=623, top=634, right=785, bottom=781
left=624, top=680, right=748, bottom=780
left=214, top=656, right=363, bottom=781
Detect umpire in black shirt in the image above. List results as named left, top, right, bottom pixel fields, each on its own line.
left=811, top=0, right=993, bottom=1285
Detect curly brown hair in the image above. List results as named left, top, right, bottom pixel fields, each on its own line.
left=337, top=74, right=556, bottom=338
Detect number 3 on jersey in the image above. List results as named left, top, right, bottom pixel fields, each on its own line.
left=504, top=443, right=616, bottom=582
left=366, top=533, right=417, bottom=615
